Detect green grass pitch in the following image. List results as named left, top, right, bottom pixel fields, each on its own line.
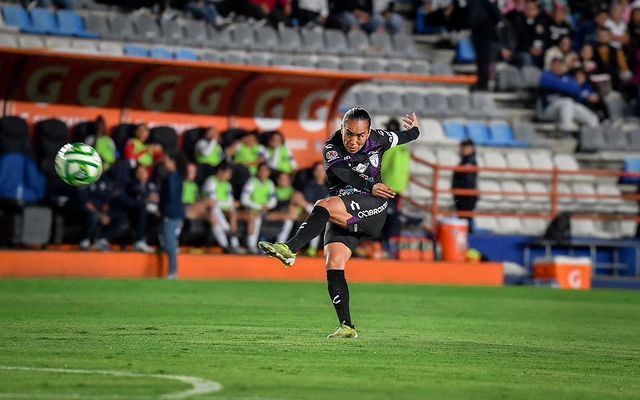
left=1, top=279, right=639, bottom=400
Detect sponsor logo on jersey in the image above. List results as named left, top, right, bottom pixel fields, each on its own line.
left=325, top=150, right=338, bottom=161
left=357, top=201, right=388, bottom=218
left=369, top=153, right=379, bottom=167
left=350, top=200, right=361, bottom=211
left=354, top=163, right=368, bottom=173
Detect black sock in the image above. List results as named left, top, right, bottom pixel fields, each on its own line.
left=285, top=205, right=329, bottom=252
left=327, top=269, right=353, bottom=328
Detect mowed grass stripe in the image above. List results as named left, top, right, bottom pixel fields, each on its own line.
left=0, top=279, right=638, bottom=400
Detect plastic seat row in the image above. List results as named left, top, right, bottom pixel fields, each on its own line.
left=442, top=121, right=527, bottom=147
left=1, top=5, right=97, bottom=38
left=579, top=123, right=640, bottom=153
left=474, top=216, right=637, bottom=238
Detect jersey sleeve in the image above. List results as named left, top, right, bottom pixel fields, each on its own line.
left=323, top=143, right=374, bottom=193
left=373, top=127, right=420, bottom=151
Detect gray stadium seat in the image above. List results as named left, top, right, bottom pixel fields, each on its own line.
left=386, top=62, right=407, bottom=73
left=347, top=30, right=369, bottom=53
left=525, top=181, right=550, bottom=211
left=253, top=25, right=278, bottom=50
left=134, top=14, right=160, bottom=42
left=83, top=13, right=109, bottom=38
left=496, top=64, right=523, bottom=91
left=500, top=180, right=527, bottom=210
left=431, top=62, right=453, bottom=76
left=183, top=19, right=208, bottom=46
left=108, top=13, right=135, bottom=41
left=201, top=51, right=222, bottom=63
left=447, top=93, right=472, bottom=118
left=221, top=52, right=246, bottom=65
left=207, top=25, right=231, bottom=50
left=408, top=62, right=430, bottom=75
left=247, top=53, right=270, bottom=66
left=603, top=124, right=628, bottom=151
left=229, top=23, right=253, bottom=49
left=45, top=37, right=71, bottom=50
left=604, top=92, right=632, bottom=121
left=316, top=59, right=339, bottom=70
left=292, top=57, right=314, bottom=68
left=369, top=31, right=392, bottom=55
left=470, top=92, right=501, bottom=118
left=378, top=91, right=403, bottom=114
left=513, top=121, right=552, bottom=146
left=270, top=55, right=294, bottom=67
left=323, top=29, right=348, bottom=55
left=627, top=131, right=640, bottom=149
left=391, top=34, right=419, bottom=58
left=99, top=41, right=123, bottom=56
left=477, top=180, right=501, bottom=211
left=160, top=18, right=184, bottom=44
left=340, top=91, right=357, bottom=110
left=301, top=29, right=325, bottom=53
left=362, top=60, right=385, bottom=73
left=70, top=39, right=99, bottom=54
left=355, top=90, right=381, bottom=112
left=579, top=125, right=606, bottom=152
left=0, top=33, right=17, bottom=47
left=521, top=65, right=541, bottom=89
left=339, top=59, right=362, bottom=72
left=278, top=27, right=302, bottom=53
left=18, top=35, right=44, bottom=48
left=402, top=92, right=427, bottom=111
left=424, top=92, right=452, bottom=117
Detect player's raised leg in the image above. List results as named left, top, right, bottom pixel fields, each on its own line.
left=258, top=196, right=350, bottom=267
left=324, top=241, right=358, bottom=339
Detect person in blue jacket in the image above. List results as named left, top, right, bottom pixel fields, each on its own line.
left=538, top=57, right=600, bottom=131
left=160, top=151, right=188, bottom=280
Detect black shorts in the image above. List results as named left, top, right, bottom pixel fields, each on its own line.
left=324, top=193, right=389, bottom=252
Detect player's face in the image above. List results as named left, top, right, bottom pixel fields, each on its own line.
left=342, top=119, right=370, bottom=154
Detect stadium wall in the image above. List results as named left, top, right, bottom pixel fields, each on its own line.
left=0, top=251, right=504, bottom=286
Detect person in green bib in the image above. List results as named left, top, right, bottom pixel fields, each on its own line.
left=86, top=116, right=117, bottom=170
left=265, top=131, right=297, bottom=175
left=182, top=163, right=217, bottom=230
left=202, top=163, right=243, bottom=254
left=124, top=124, right=162, bottom=168
left=240, top=162, right=277, bottom=253
left=195, top=126, right=225, bottom=168
left=233, top=132, right=266, bottom=175
left=266, top=172, right=299, bottom=245
left=380, top=119, right=411, bottom=257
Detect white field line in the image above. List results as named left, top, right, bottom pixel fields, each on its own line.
left=0, top=365, right=223, bottom=399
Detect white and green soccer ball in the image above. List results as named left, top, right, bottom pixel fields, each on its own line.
left=54, top=143, right=103, bottom=187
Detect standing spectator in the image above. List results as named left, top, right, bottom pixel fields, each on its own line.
left=548, top=5, right=574, bottom=45
left=240, top=162, right=277, bottom=253
left=265, top=131, right=297, bottom=175
left=160, top=151, right=187, bottom=280
left=467, top=0, right=502, bottom=91
left=202, top=163, right=243, bottom=253
left=195, top=126, right=225, bottom=170
left=232, top=132, right=266, bottom=175
left=539, top=57, right=600, bottom=131
left=512, top=0, right=551, bottom=67
left=452, top=139, right=478, bottom=232
left=124, top=124, right=161, bottom=168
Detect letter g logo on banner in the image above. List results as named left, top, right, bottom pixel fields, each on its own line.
left=142, top=75, right=183, bottom=112
left=26, top=66, right=69, bottom=103
left=254, top=88, right=290, bottom=131
left=78, top=70, right=121, bottom=107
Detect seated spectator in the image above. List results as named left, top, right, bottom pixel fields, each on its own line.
left=544, top=36, right=580, bottom=70
left=605, top=3, right=630, bottom=49
left=548, top=5, right=574, bottom=46
left=375, top=1, right=404, bottom=34
left=124, top=124, right=161, bottom=169
left=295, top=0, right=330, bottom=27
left=232, top=132, right=266, bottom=175
left=243, top=0, right=293, bottom=26
left=37, top=0, right=76, bottom=8
left=512, top=0, right=551, bottom=67
left=240, top=162, right=277, bottom=253
left=195, top=126, right=225, bottom=169
left=89, top=116, right=117, bottom=171
left=265, top=131, right=297, bottom=175
left=122, top=165, right=159, bottom=253
left=539, top=57, right=600, bottom=131
left=202, top=163, right=243, bottom=253
left=421, top=0, right=456, bottom=33
left=578, top=43, right=599, bottom=75
left=186, top=1, right=223, bottom=26
left=594, top=27, right=633, bottom=90
left=266, top=173, right=298, bottom=244
left=341, top=0, right=384, bottom=33
left=182, top=163, right=218, bottom=230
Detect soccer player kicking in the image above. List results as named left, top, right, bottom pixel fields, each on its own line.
left=259, top=108, right=420, bottom=338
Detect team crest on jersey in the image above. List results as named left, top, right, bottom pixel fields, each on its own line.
left=325, top=150, right=338, bottom=161
left=369, top=153, right=379, bottom=167
left=354, top=163, right=368, bottom=173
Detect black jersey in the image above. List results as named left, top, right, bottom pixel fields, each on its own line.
left=323, top=126, right=419, bottom=197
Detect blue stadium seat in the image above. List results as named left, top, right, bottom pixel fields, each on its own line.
left=442, top=121, right=467, bottom=141
left=175, top=48, right=198, bottom=61
left=488, top=122, right=528, bottom=147
left=29, top=8, right=63, bottom=35
left=123, top=44, right=148, bottom=58
left=622, top=158, right=640, bottom=184
left=1, top=5, right=39, bottom=33
left=455, top=37, right=476, bottom=64
left=149, top=47, right=173, bottom=60
left=57, top=10, right=99, bottom=38
left=466, top=122, right=490, bottom=145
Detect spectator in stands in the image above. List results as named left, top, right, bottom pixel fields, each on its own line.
left=160, top=151, right=187, bottom=280
left=186, top=1, right=223, bottom=26
left=183, top=163, right=219, bottom=232
left=578, top=43, right=599, bottom=75
left=232, top=132, right=266, bottom=175
left=452, top=139, right=478, bottom=232
left=339, top=0, right=385, bottom=33
left=548, top=5, right=575, bottom=45
left=375, top=1, right=404, bottom=34
left=295, top=0, right=330, bottom=26
left=195, top=126, right=225, bottom=169
left=265, top=131, right=297, bottom=175
left=124, top=124, right=161, bottom=168
left=605, top=3, right=630, bottom=49
left=512, top=0, right=551, bottom=67
left=203, top=163, right=243, bottom=253
left=421, top=0, right=456, bottom=33
left=594, top=27, right=633, bottom=90
left=539, top=57, right=600, bottom=131
left=629, top=6, right=640, bottom=115
left=240, top=162, right=277, bottom=253
left=381, top=118, right=411, bottom=256
left=468, top=0, right=502, bottom=91
left=266, top=173, right=298, bottom=244
left=544, top=35, right=580, bottom=70
left=37, top=0, right=76, bottom=9
left=243, top=0, right=293, bottom=26
left=628, top=4, right=640, bottom=49
left=92, top=116, right=117, bottom=171
left=122, top=165, right=158, bottom=253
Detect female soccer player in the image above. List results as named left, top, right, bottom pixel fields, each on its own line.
left=259, top=108, right=420, bottom=338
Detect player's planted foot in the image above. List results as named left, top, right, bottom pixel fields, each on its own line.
left=258, top=241, right=296, bottom=268
left=327, top=324, right=358, bottom=339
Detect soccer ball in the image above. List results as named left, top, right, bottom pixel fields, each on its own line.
left=54, top=143, right=103, bottom=187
